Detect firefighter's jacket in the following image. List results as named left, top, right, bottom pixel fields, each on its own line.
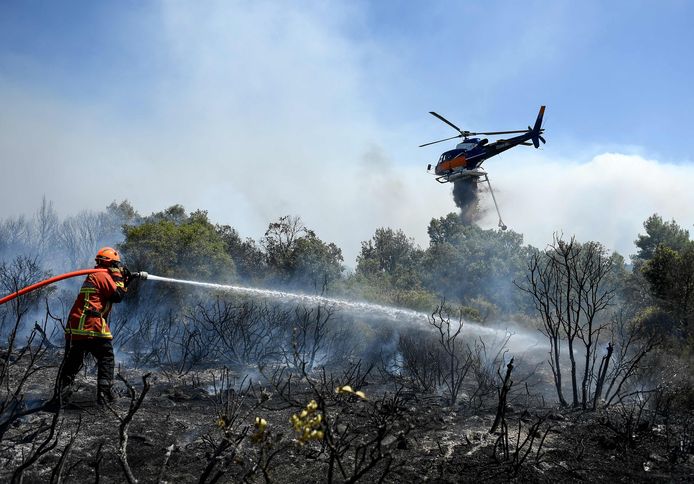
left=65, top=267, right=126, bottom=340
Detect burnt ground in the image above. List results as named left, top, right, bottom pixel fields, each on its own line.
left=1, top=351, right=693, bottom=483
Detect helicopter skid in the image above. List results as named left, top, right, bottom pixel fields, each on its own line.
left=434, top=168, right=487, bottom=184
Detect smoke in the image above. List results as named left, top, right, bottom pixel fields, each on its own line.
left=480, top=151, right=694, bottom=255
left=452, top=178, right=481, bottom=225
left=0, top=2, right=455, bottom=265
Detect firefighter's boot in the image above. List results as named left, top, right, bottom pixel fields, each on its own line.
left=97, top=387, right=116, bottom=406
left=43, top=384, right=74, bottom=411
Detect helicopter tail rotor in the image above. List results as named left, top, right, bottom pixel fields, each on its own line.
left=530, top=105, right=546, bottom=148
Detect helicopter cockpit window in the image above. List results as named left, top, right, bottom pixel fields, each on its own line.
left=439, top=152, right=456, bottom=162
left=439, top=150, right=466, bottom=162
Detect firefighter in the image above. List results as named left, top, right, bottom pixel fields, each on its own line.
left=54, top=247, right=135, bottom=405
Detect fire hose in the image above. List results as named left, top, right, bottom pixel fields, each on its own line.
left=0, top=269, right=149, bottom=306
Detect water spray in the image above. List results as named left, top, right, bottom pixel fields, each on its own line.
left=0, top=269, right=425, bottom=321
left=0, top=269, right=539, bottom=348
left=143, top=275, right=538, bottom=348
left=144, top=274, right=430, bottom=323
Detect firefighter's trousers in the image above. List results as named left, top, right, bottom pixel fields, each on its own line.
left=58, top=337, right=115, bottom=393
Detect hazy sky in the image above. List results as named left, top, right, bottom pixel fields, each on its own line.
left=1, top=0, right=692, bottom=264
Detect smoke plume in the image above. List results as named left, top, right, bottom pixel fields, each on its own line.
left=452, top=178, right=480, bottom=225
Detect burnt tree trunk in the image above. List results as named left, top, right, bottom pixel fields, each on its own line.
left=592, top=343, right=613, bottom=410
left=490, top=358, right=514, bottom=434
left=549, top=337, right=567, bottom=407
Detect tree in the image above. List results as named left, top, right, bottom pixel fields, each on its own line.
left=32, top=196, right=59, bottom=261
left=420, top=215, right=530, bottom=313
left=58, top=201, right=140, bottom=270
left=147, top=204, right=188, bottom=225
left=518, top=235, right=615, bottom=408
left=633, top=214, right=689, bottom=263
left=292, top=234, right=344, bottom=291
left=0, top=216, right=31, bottom=261
left=102, top=200, right=140, bottom=237
left=0, top=256, right=52, bottom=336
left=350, top=227, right=432, bottom=308
left=121, top=207, right=235, bottom=282
left=427, top=212, right=464, bottom=246
left=262, top=216, right=309, bottom=277
left=58, top=212, right=102, bottom=269
left=261, top=216, right=344, bottom=290
left=216, top=225, right=267, bottom=282
left=642, top=242, right=694, bottom=338
left=356, top=228, right=422, bottom=290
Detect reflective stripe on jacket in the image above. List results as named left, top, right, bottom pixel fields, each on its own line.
left=65, top=267, right=126, bottom=340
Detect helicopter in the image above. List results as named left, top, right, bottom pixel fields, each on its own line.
left=421, top=106, right=546, bottom=230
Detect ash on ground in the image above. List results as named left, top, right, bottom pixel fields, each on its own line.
left=1, top=349, right=691, bottom=483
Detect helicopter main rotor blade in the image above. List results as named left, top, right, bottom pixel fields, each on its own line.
left=429, top=112, right=467, bottom=135
left=419, top=134, right=462, bottom=147
left=471, top=129, right=529, bottom=135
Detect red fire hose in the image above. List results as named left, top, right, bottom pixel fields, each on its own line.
left=0, top=268, right=108, bottom=306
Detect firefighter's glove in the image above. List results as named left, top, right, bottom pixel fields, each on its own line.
left=122, top=266, right=134, bottom=287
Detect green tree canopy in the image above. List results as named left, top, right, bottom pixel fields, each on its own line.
left=634, top=214, right=690, bottom=262
left=261, top=215, right=343, bottom=290
left=420, top=214, right=531, bottom=313
left=105, top=200, right=140, bottom=227
left=121, top=207, right=235, bottom=282
left=356, top=228, right=423, bottom=290
left=427, top=213, right=464, bottom=246
left=642, top=242, right=694, bottom=337
left=216, top=224, right=266, bottom=282
left=292, top=234, right=344, bottom=291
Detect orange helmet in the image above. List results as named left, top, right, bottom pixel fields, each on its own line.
left=95, top=247, right=121, bottom=266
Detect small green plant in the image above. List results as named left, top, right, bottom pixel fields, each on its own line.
left=250, top=416, right=268, bottom=444
left=290, top=400, right=324, bottom=444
